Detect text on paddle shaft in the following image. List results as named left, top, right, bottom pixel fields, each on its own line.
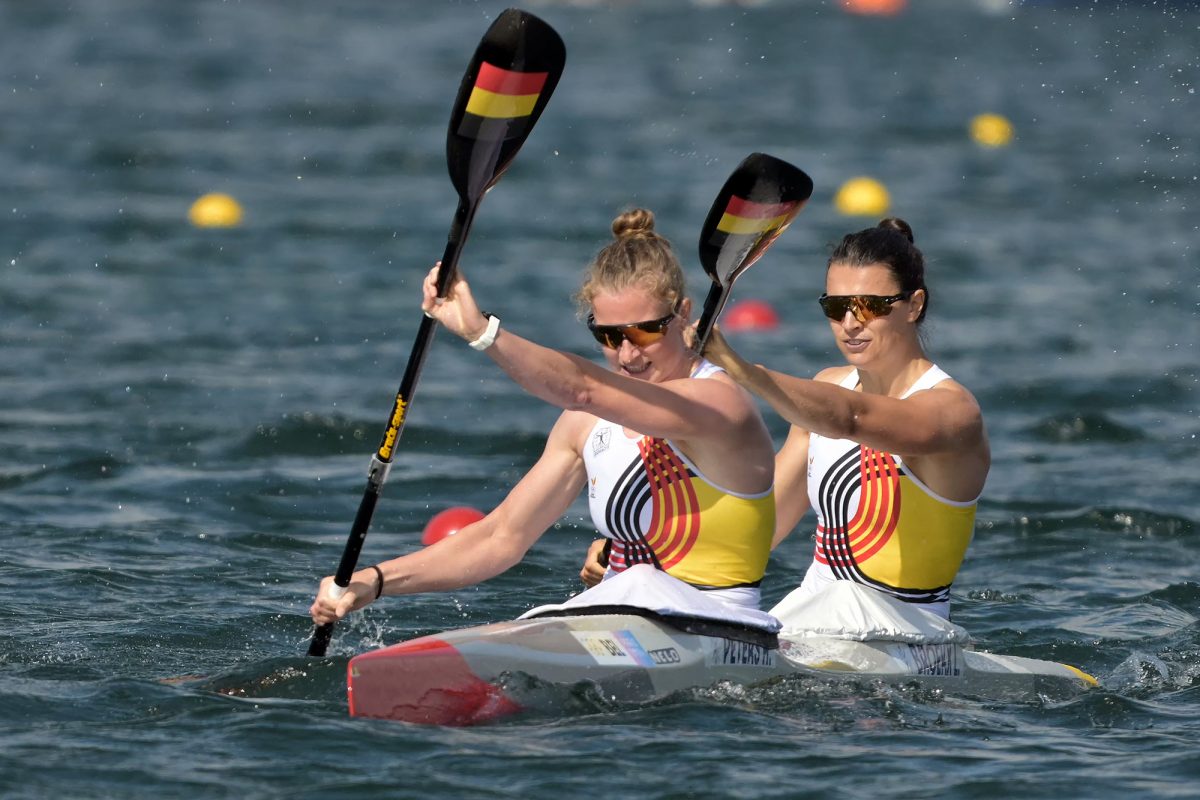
left=378, top=395, right=408, bottom=459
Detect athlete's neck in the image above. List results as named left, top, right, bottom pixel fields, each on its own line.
left=856, top=355, right=934, bottom=397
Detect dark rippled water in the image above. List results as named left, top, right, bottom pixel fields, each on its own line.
left=2, top=0, right=1197, bottom=797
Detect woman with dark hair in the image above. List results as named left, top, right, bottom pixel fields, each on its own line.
left=710, top=217, right=989, bottom=618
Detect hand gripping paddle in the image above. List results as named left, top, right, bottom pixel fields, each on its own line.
left=307, top=9, right=566, bottom=657
left=693, top=153, right=813, bottom=352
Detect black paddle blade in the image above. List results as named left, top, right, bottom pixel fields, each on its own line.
left=698, top=153, right=813, bottom=285
left=693, top=153, right=813, bottom=349
left=446, top=8, right=566, bottom=202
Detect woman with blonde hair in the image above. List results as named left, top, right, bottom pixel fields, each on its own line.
left=310, top=208, right=778, bottom=625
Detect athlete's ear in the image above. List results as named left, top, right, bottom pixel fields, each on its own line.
left=907, top=289, right=926, bottom=323
left=678, top=296, right=692, bottom=321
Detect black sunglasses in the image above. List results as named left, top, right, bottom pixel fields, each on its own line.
left=586, top=310, right=677, bottom=349
left=818, top=291, right=913, bottom=323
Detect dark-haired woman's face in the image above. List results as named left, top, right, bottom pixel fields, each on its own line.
left=824, top=262, right=920, bottom=367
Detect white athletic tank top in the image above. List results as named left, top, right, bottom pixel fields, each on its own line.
left=799, top=365, right=978, bottom=619
left=581, top=359, right=775, bottom=608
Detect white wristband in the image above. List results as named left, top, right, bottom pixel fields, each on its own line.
left=468, top=313, right=500, bottom=351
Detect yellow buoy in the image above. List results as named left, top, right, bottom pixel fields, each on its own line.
left=834, top=177, right=890, bottom=217
left=970, top=113, right=1014, bottom=148
left=188, top=193, right=244, bottom=228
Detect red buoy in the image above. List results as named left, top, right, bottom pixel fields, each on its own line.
left=723, top=299, right=780, bottom=332
left=421, top=506, right=486, bottom=545
left=842, top=0, right=907, bottom=15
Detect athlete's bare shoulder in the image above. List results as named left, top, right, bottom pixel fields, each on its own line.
left=813, top=365, right=855, bottom=386
left=919, top=375, right=982, bottom=412
left=549, top=408, right=605, bottom=451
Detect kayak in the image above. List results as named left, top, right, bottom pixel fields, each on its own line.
left=346, top=567, right=1097, bottom=725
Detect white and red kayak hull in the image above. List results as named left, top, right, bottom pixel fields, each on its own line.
left=347, top=607, right=1095, bottom=725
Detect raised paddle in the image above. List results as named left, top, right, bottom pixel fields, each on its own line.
left=693, top=153, right=814, bottom=352
left=307, top=9, right=566, bottom=657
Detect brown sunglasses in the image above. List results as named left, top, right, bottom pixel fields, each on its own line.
left=586, top=310, right=676, bottom=349
left=818, top=291, right=912, bottom=323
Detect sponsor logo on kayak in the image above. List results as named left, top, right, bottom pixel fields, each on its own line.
left=378, top=394, right=408, bottom=459
left=613, top=630, right=656, bottom=667
left=575, top=633, right=624, bottom=659
left=648, top=647, right=681, bottom=665
left=571, top=630, right=655, bottom=667
left=568, top=630, right=681, bottom=668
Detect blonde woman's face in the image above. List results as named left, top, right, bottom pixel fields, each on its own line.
left=588, top=286, right=691, bottom=382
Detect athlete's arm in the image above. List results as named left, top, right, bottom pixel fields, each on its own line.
left=421, top=264, right=760, bottom=444
left=310, top=413, right=589, bottom=623
left=724, top=360, right=988, bottom=501
left=743, top=364, right=984, bottom=456
left=707, top=322, right=983, bottom=461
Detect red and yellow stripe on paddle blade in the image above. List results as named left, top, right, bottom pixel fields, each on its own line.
left=701, top=194, right=804, bottom=287
left=457, top=61, right=550, bottom=141
left=708, top=195, right=802, bottom=255
left=716, top=196, right=801, bottom=236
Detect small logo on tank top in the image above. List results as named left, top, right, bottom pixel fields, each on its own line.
left=592, top=425, right=611, bottom=456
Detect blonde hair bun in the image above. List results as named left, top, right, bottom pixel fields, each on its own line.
left=573, top=207, right=685, bottom=315
left=611, top=208, right=656, bottom=239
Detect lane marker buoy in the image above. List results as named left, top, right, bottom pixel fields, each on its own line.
left=422, top=506, right=486, bottom=545
left=188, top=193, right=244, bottom=228
left=723, top=299, right=780, bottom=332
left=970, top=113, right=1015, bottom=148
left=834, top=177, right=890, bottom=217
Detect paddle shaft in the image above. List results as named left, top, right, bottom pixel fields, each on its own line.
left=693, top=280, right=727, bottom=354
left=307, top=199, right=477, bottom=657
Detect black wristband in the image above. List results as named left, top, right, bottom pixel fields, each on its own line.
left=368, top=565, right=384, bottom=600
